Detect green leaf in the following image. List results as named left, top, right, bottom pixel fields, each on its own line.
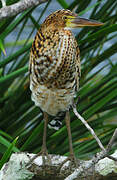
left=0, top=137, right=19, bottom=169
left=0, top=43, right=31, bottom=68
left=56, top=0, right=68, bottom=8
left=0, top=66, right=28, bottom=85
left=0, top=39, right=6, bottom=55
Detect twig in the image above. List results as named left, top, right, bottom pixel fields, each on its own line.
left=105, top=128, right=117, bottom=162
left=73, top=106, right=106, bottom=152
left=0, top=0, right=48, bottom=21
left=106, top=128, right=117, bottom=152
left=1, top=0, right=6, bottom=7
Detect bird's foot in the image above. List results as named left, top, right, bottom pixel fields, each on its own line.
left=58, top=154, right=79, bottom=172
left=40, top=147, right=51, bottom=166
left=26, top=146, right=51, bottom=167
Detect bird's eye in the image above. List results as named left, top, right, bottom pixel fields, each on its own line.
left=63, top=16, right=67, bottom=20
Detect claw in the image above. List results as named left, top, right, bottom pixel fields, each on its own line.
left=26, top=147, right=51, bottom=167
left=40, top=147, right=51, bottom=166
left=58, top=154, right=79, bottom=172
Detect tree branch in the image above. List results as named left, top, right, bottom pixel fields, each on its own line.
left=0, top=0, right=48, bottom=21
left=0, top=151, right=117, bottom=180
left=0, top=129, right=117, bottom=179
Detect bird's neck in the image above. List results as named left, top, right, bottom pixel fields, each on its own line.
left=40, top=25, right=73, bottom=38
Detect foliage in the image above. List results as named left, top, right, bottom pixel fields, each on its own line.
left=0, top=0, right=117, bottom=168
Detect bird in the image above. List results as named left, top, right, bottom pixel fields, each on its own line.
left=29, top=9, right=103, bottom=164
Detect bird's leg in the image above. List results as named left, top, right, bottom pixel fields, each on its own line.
left=58, top=111, right=78, bottom=171
left=65, top=111, right=75, bottom=161
left=39, top=112, right=51, bottom=166
left=27, top=112, right=51, bottom=166
left=41, top=111, right=48, bottom=154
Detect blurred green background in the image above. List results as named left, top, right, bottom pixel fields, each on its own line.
left=0, top=0, right=117, bottom=169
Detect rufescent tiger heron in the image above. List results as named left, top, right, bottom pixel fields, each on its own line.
left=29, top=9, right=103, bottom=164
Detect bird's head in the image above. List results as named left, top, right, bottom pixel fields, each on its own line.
left=42, top=9, right=103, bottom=30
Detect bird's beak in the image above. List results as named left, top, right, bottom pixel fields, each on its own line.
left=67, top=16, right=104, bottom=28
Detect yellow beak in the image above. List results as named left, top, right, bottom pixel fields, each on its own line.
left=67, top=16, right=104, bottom=28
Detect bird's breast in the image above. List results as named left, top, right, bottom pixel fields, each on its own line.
left=30, top=82, right=75, bottom=116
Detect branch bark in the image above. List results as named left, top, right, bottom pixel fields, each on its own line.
left=0, top=151, right=117, bottom=180
left=0, top=0, right=48, bottom=21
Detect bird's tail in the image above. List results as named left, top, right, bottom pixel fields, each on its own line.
left=48, top=111, right=66, bottom=130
